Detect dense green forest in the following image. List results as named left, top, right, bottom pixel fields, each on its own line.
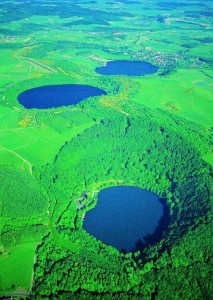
left=33, top=221, right=213, bottom=299
left=0, top=0, right=212, bottom=298
left=0, top=168, right=48, bottom=219
left=32, top=104, right=212, bottom=298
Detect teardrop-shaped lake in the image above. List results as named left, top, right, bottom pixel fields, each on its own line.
left=83, top=186, right=169, bottom=252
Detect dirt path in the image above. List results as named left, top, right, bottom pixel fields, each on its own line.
left=92, top=190, right=99, bottom=198
left=0, top=144, right=32, bottom=174
left=0, top=125, right=38, bottom=132
left=29, top=253, right=37, bottom=292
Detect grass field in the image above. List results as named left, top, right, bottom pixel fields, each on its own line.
left=0, top=106, right=95, bottom=166
left=132, top=69, right=213, bottom=127
left=0, top=242, right=37, bottom=296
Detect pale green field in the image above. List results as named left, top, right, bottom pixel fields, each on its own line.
left=0, top=151, right=26, bottom=169
left=0, top=103, right=95, bottom=167
left=132, top=69, right=213, bottom=127
left=0, top=242, right=37, bottom=295
left=0, top=108, right=94, bottom=166
left=0, top=107, right=21, bottom=129
left=0, top=49, right=30, bottom=83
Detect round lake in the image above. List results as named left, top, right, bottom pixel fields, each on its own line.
left=83, top=186, right=169, bottom=252
left=17, top=84, right=107, bottom=109
left=96, top=60, right=158, bottom=76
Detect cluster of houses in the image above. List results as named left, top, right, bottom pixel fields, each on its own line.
left=76, top=191, right=88, bottom=210
left=0, top=35, right=18, bottom=41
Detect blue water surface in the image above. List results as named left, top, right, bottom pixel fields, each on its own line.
left=17, top=84, right=107, bottom=109
left=83, top=186, right=168, bottom=252
left=96, top=60, right=158, bottom=76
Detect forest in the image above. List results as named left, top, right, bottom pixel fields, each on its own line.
left=32, top=103, right=212, bottom=299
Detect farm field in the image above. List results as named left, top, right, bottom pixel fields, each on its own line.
left=0, top=242, right=38, bottom=295
left=0, top=0, right=212, bottom=299
left=132, top=68, right=213, bottom=127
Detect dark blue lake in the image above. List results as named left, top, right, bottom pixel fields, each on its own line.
left=17, top=84, right=107, bottom=109
left=83, top=186, right=169, bottom=252
left=96, top=60, right=158, bottom=76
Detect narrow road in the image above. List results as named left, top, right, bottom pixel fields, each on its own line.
left=102, top=99, right=129, bottom=116
left=24, top=58, right=56, bottom=73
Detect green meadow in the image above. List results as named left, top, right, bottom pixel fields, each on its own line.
left=132, top=69, right=213, bottom=127
left=0, top=0, right=212, bottom=298
left=0, top=242, right=38, bottom=294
